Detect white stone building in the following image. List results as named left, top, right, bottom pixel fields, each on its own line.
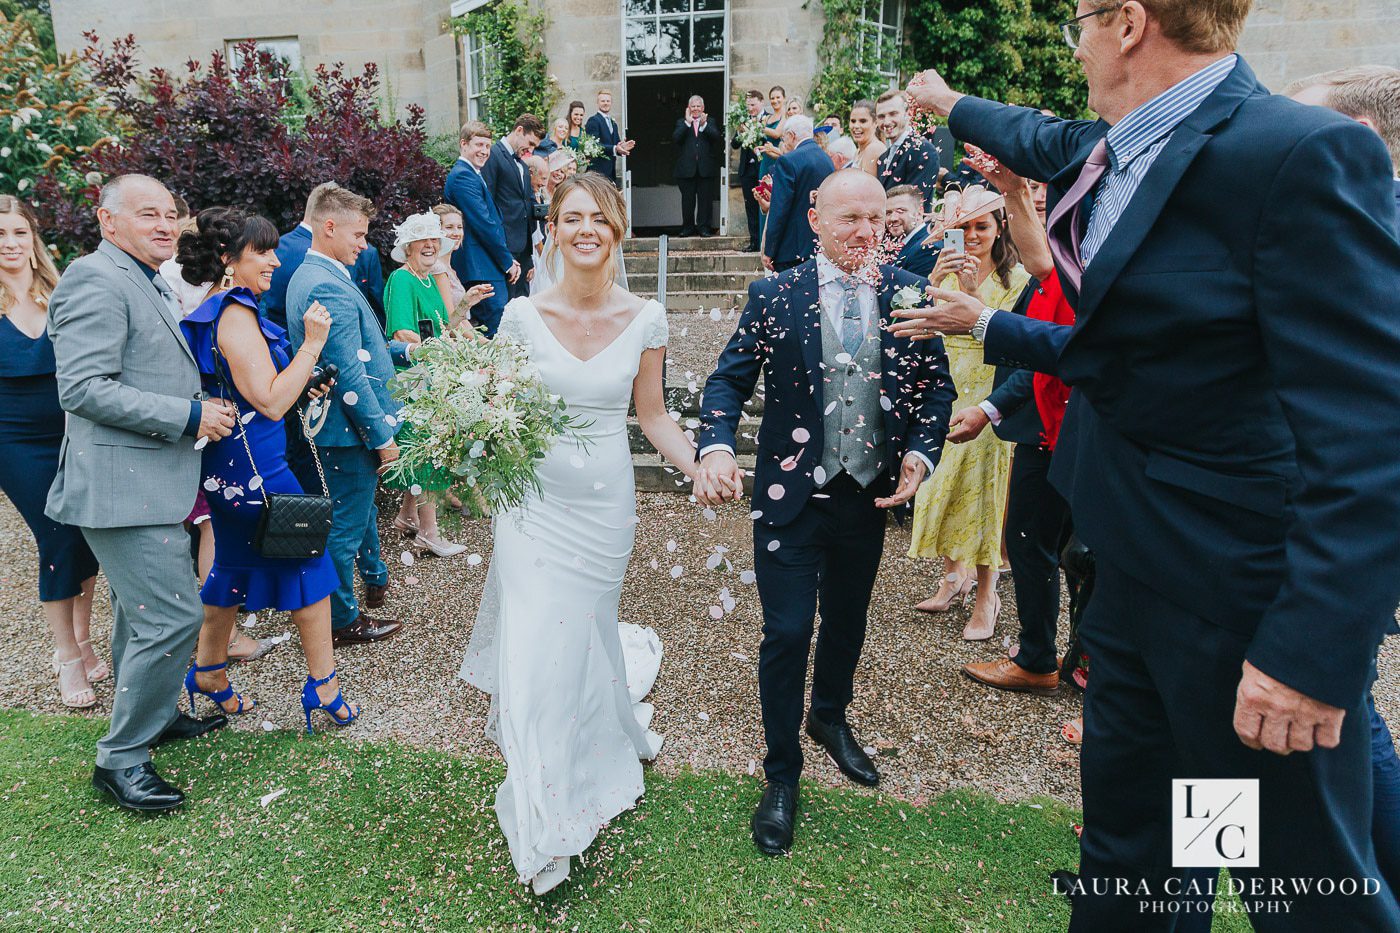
left=50, top=0, right=1400, bottom=235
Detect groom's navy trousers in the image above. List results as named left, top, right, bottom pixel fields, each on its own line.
left=753, top=473, right=885, bottom=785
left=951, top=57, right=1400, bottom=928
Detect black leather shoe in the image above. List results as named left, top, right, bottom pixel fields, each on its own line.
left=153, top=711, right=228, bottom=748
left=806, top=716, right=880, bottom=787
left=677, top=227, right=697, bottom=238
left=92, top=762, right=185, bottom=812
left=752, top=781, right=799, bottom=855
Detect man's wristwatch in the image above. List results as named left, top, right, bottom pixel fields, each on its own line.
left=971, top=307, right=997, bottom=343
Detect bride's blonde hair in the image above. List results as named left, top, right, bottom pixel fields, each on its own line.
left=545, top=173, right=627, bottom=290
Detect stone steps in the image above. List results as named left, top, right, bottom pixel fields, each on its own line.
left=624, top=251, right=761, bottom=274
left=639, top=290, right=748, bottom=311
left=627, top=235, right=750, bottom=253
left=629, top=270, right=763, bottom=293
left=627, top=416, right=761, bottom=456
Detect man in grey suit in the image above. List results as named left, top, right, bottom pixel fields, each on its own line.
left=46, top=174, right=237, bottom=812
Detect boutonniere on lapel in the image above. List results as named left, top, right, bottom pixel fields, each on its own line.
left=891, top=284, right=931, bottom=312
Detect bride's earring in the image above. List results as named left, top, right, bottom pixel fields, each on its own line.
left=220, top=266, right=235, bottom=290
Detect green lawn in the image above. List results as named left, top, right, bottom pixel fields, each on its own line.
left=0, top=709, right=1242, bottom=932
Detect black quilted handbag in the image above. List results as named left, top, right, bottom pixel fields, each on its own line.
left=213, top=344, right=333, bottom=560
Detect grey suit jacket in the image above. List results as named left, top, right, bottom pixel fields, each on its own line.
left=45, top=240, right=203, bottom=528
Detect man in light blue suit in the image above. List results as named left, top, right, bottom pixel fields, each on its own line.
left=445, top=120, right=519, bottom=337
left=286, top=182, right=404, bottom=647
left=260, top=216, right=386, bottom=333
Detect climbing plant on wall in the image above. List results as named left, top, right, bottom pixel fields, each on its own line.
left=806, top=0, right=888, bottom=119
left=901, top=0, right=1089, bottom=117
left=450, top=1, right=560, bottom=136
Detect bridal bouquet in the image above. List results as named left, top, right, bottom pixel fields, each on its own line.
left=573, top=133, right=605, bottom=172
left=386, top=331, right=591, bottom=518
left=725, top=100, right=765, bottom=150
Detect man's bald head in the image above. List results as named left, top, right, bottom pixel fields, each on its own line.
left=809, top=170, right=888, bottom=272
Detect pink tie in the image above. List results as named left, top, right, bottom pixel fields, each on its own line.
left=694, top=121, right=699, bottom=137
left=1047, top=138, right=1111, bottom=293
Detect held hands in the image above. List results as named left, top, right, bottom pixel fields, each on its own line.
left=694, top=450, right=745, bottom=507
left=1233, top=661, right=1346, bottom=755
left=197, top=398, right=237, bottom=442
left=301, top=301, right=333, bottom=350
left=889, top=286, right=985, bottom=341
left=947, top=406, right=991, bottom=444
left=874, top=454, right=927, bottom=508
left=507, top=260, right=522, bottom=285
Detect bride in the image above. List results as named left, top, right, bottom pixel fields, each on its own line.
left=460, top=173, right=699, bottom=895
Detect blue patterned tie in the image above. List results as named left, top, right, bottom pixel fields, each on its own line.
left=840, top=280, right=865, bottom=357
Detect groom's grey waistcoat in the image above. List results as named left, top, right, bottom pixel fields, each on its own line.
left=818, top=313, right=885, bottom=488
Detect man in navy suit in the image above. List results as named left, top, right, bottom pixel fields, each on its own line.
left=482, top=113, right=544, bottom=299
left=584, top=90, right=634, bottom=186
left=672, top=94, right=724, bottom=237
left=444, top=120, right=519, bottom=337
left=261, top=214, right=385, bottom=332
left=900, top=2, right=1400, bottom=927
left=874, top=89, right=941, bottom=207
left=696, top=170, right=955, bottom=855
left=883, top=184, right=938, bottom=277
left=1287, top=62, right=1400, bottom=901
left=761, top=116, right=834, bottom=272
left=732, top=89, right=768, bottom=252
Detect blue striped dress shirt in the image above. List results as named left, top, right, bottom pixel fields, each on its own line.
left=1080, top=54, right=1237, bottom=266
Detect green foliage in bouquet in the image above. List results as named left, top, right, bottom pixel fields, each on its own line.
left=573, top=131, right=604, bottom=173
left=0, top=12, right=118, bottom=202
left=725, top=97, right=765, bottom=150
left=450, top=1, right=560, bottom=138
left=385, top=331, right=592, bottom=518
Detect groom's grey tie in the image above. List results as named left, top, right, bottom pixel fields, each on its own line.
left=840, top=280, right=865, bottom=357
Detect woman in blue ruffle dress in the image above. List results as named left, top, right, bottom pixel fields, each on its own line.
left=177, top=207, right=358, bottom=733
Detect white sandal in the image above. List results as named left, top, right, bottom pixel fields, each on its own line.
left=53, top=655, right=97, bottom=709
left=76, top=638, right=109, bottom=682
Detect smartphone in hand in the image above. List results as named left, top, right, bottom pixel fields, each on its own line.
left=943, top=227, right=965, bottom=254
left=417, top=319, right=436, bottom=341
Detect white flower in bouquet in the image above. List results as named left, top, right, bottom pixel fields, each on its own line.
left=574, top=133, right=605, bottom=173
left=386, top=331, right=592, bottom=517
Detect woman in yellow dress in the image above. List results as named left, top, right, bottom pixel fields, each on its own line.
left=907, top=186, right=1029, bottom=640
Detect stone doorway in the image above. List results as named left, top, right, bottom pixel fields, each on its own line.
left=625, top=71, right=725, bottom=235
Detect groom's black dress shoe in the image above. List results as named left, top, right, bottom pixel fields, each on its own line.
left=752, top=781, right=800, bottom=855
left=92, top=762, right=185, bottom=812
left=152, top=711, right=227, bottom=749
left=806, top=716, right=880, bottom=787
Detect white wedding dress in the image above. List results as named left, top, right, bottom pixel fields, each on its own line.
left=461, top=295, right=666, bottom=887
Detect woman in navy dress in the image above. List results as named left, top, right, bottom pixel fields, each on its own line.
left=176, top=207, right=357, bottom=732
left=0, top=196, right=103, bottom=709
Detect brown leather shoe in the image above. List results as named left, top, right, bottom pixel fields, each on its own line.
left=364, top=582, right=389, bottom=610
left=961, top=657, right=1060, bottom=696
left=332, top=614, right=402, bottom=646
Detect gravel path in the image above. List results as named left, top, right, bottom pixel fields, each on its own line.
left=2, top=495, right=1396, bottom=810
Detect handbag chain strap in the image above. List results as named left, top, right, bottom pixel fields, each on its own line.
left=208, top=323, right=330, bottom=502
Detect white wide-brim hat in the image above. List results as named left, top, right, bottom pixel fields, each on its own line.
left=390, top=212, right=454, bottom=264
left=929, top=185, right=1007, bottom=238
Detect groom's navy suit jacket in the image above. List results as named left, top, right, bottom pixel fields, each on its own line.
left=949, top=57, right=1400, bottom=710
left=698, top=259, right=956, bottom=528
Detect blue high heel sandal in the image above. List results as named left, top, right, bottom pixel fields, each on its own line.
left=302, top=670, right=358, bottom=734
left=184, top=660, right=256, bottom=715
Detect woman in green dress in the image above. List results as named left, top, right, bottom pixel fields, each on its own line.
left=907, top=187, right=1028, bottom=641
left=383, top=212, right=470, bottom=558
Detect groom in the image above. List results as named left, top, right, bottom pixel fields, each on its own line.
left=696, top=170, right=955, bottom=855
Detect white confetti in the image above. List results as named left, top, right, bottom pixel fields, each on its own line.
left=259, top=787, right=287, bottom=806
left=730, top=652, right=749, bottom=662
left=824, top=401, right=838, bottom=415
left=670, top=565, right=684, bottom=578
left=702, top=508, right=717, bottom=522
left=791, top=428, right=810, bottom=443
left=834, top=352, right=852, bottom=365
left=813, top=465, right=828, bottom=485
left=240, top=410, right=257, bottom=425
left=203, top=478, right=219, bottom=492
left=708, top=605, right=723, bottom=619
left=698, top=711, right=710, bottom=721
left=665, top=539, right=678, bottom=552
left=749, top=759, right=757, bottom=775
left=357, top=348, right=372, bottom=362
left=194, top=436, right=210, bottom=450
left=222, top=486, right=243, bottom=500
left=467, top=553, right=483, bottom=566
left=260, top=720, right=275, bottom=732
left=767, top=540, right=781, bottom=552
left=880, top=395, right=894, bottom=411
left=569, top=454, right=586, bottom=469
left=709, top=307, right=721, bottom=321
left=739, top=570, right=757, bottom=584
left=749, top=510, right=763, bottom=521
left=342, top=390, right=359, bottom=406
left=593, top=482, right=607, bottom=491
left=242, top=613, right=258, bottom=627
left=767, top=484, right=786, bottom=500
left=705, top=553, right=723, bottom=571
left=248, top=475, right=263, bottom=491
left=401, top=550, right=415, bottom=566
left=410, top=484, right=422, bottom=496
left=649, top=558, right=659, bottom=570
